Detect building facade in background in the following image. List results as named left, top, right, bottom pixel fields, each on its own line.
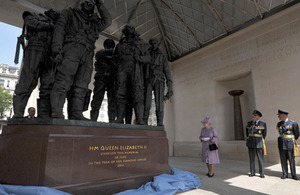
left=0, top=64, right=19, bottom=93
left=0, top=64, right=20, bottom=119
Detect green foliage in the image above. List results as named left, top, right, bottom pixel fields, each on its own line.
left=0, top=86, right=13, bottom=119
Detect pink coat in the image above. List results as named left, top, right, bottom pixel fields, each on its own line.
left=199, top=127, right=220, bottom=164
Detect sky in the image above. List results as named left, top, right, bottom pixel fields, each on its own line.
left=0, top=22, right=22, bottom=67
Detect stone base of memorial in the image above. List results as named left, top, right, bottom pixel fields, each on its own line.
left=0, top=119, right=170, bottom=195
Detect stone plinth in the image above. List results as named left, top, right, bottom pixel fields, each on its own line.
left=0, top=119, right=170, bottom=195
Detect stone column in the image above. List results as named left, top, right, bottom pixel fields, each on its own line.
left=228, top=90, right=244, bottom=140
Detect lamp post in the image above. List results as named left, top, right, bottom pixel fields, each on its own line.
left=228, top=90, right=244, bottom=140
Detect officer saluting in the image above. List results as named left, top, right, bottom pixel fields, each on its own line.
left=277, top=109, right=299, bottom=180
left=246, top=110, right=267, bottom=178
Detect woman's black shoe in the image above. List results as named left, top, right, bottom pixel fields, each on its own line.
left=208, top=173, right=214, bottom=177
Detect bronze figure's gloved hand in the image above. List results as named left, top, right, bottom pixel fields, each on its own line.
left=134, top=54, right=141, bottom=62
left=52, top=53, right=63, bottom=64
left=51, top=45, right=63, bottom=63
left=164, top=88, right=173, bottom=101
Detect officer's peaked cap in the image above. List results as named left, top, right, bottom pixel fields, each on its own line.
left=278, top=109, right=289, bottom=115
left=252, top=110, right=262, bottom=117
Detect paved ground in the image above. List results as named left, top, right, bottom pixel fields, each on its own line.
left=169, top=157, right=300, bottom=195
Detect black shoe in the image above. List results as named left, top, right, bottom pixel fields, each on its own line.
left=292, top=176, right=298, bottom=180
left=208, top=173, right=214, bottom=177
left=249, top=174, right=254, bottom=177
left=206, top=173, right=210, bottom=176
left=260, top=174, right=265, bottom=178
left=281, top=175, right=288, bottom=179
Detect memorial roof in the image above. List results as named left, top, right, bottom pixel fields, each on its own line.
left=18, top=0, right=299, bottom=61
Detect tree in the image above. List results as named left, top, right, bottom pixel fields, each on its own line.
left=0, top=86, right=13, bottom=119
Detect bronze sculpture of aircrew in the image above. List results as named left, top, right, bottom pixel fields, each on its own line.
left=246, top=110, right=267, bottom=178
left=38, top=9, right=60, bottom=118
left=143, top=38, right=173, bottom=126
left=13, top=9, right=59, bottom=118
left=90, top=39, right=117, bottom=122
left=277, top=109, right=299, bottom=180
left=114, top=24, right=150, bottom=125
left=50, top=0, right=112, bottom=120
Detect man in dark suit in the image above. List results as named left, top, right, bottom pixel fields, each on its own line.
left=24, top=107, right=36, bottom=119
left=277, top=109, right=299, bottom=180
left=246, top=110, right=267, bottom=178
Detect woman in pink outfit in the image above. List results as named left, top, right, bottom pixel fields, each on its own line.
left=199, top=117, right=220, bottom=177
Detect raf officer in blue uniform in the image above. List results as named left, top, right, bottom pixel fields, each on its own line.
left=246, top=110, right=267, bottom=178
left=277, top=109, right=299, bottom=180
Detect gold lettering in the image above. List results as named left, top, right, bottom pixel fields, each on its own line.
left=123, top=159, right=137, bottom=163
left=100, top=145, right=119, bottom=151
left=120, top=145, right=145, bottom=150
left=89, top=146, right=99, bottom=151
left=137, top=158, right=147, bottom=162
left=88, top=144, right=149, bottom=168
left=100, top=152, right=117, bottom=156
left=124, top=151, right=138, bottom=154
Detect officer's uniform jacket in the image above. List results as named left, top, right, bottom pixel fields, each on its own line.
left=246, top=121, right=267, bottom=149
left=277, top=119, right=299, bottom=150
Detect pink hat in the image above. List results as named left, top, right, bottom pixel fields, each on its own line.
left=202, top=117, right=211, bottom=124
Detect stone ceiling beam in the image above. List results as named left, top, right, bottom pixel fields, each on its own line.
left=252, top=0, right=264, bottom=18
left=150, top=0, right=172, bottom=60
left=206, top=0, right=228, bottom=34
left=127, top=0, right=144, bottom=23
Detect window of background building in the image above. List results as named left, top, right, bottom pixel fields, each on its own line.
left=2, top=68, right=7, bottom=73
left=0, top=80, right=4, bottom=86
left=9, top=68, right=16, bottom=74
left=7, top=80, right=10, bottom=88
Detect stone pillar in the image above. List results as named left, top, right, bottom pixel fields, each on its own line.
left=228, top=90, right=244, bottom=140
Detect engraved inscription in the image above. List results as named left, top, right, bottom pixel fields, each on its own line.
left=88, top=145, right=148, bottom=168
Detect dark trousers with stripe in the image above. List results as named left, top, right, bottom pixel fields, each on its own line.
left=248, top=148, right=264, bottom=175
left=278, top=148, right=296, bottom=177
